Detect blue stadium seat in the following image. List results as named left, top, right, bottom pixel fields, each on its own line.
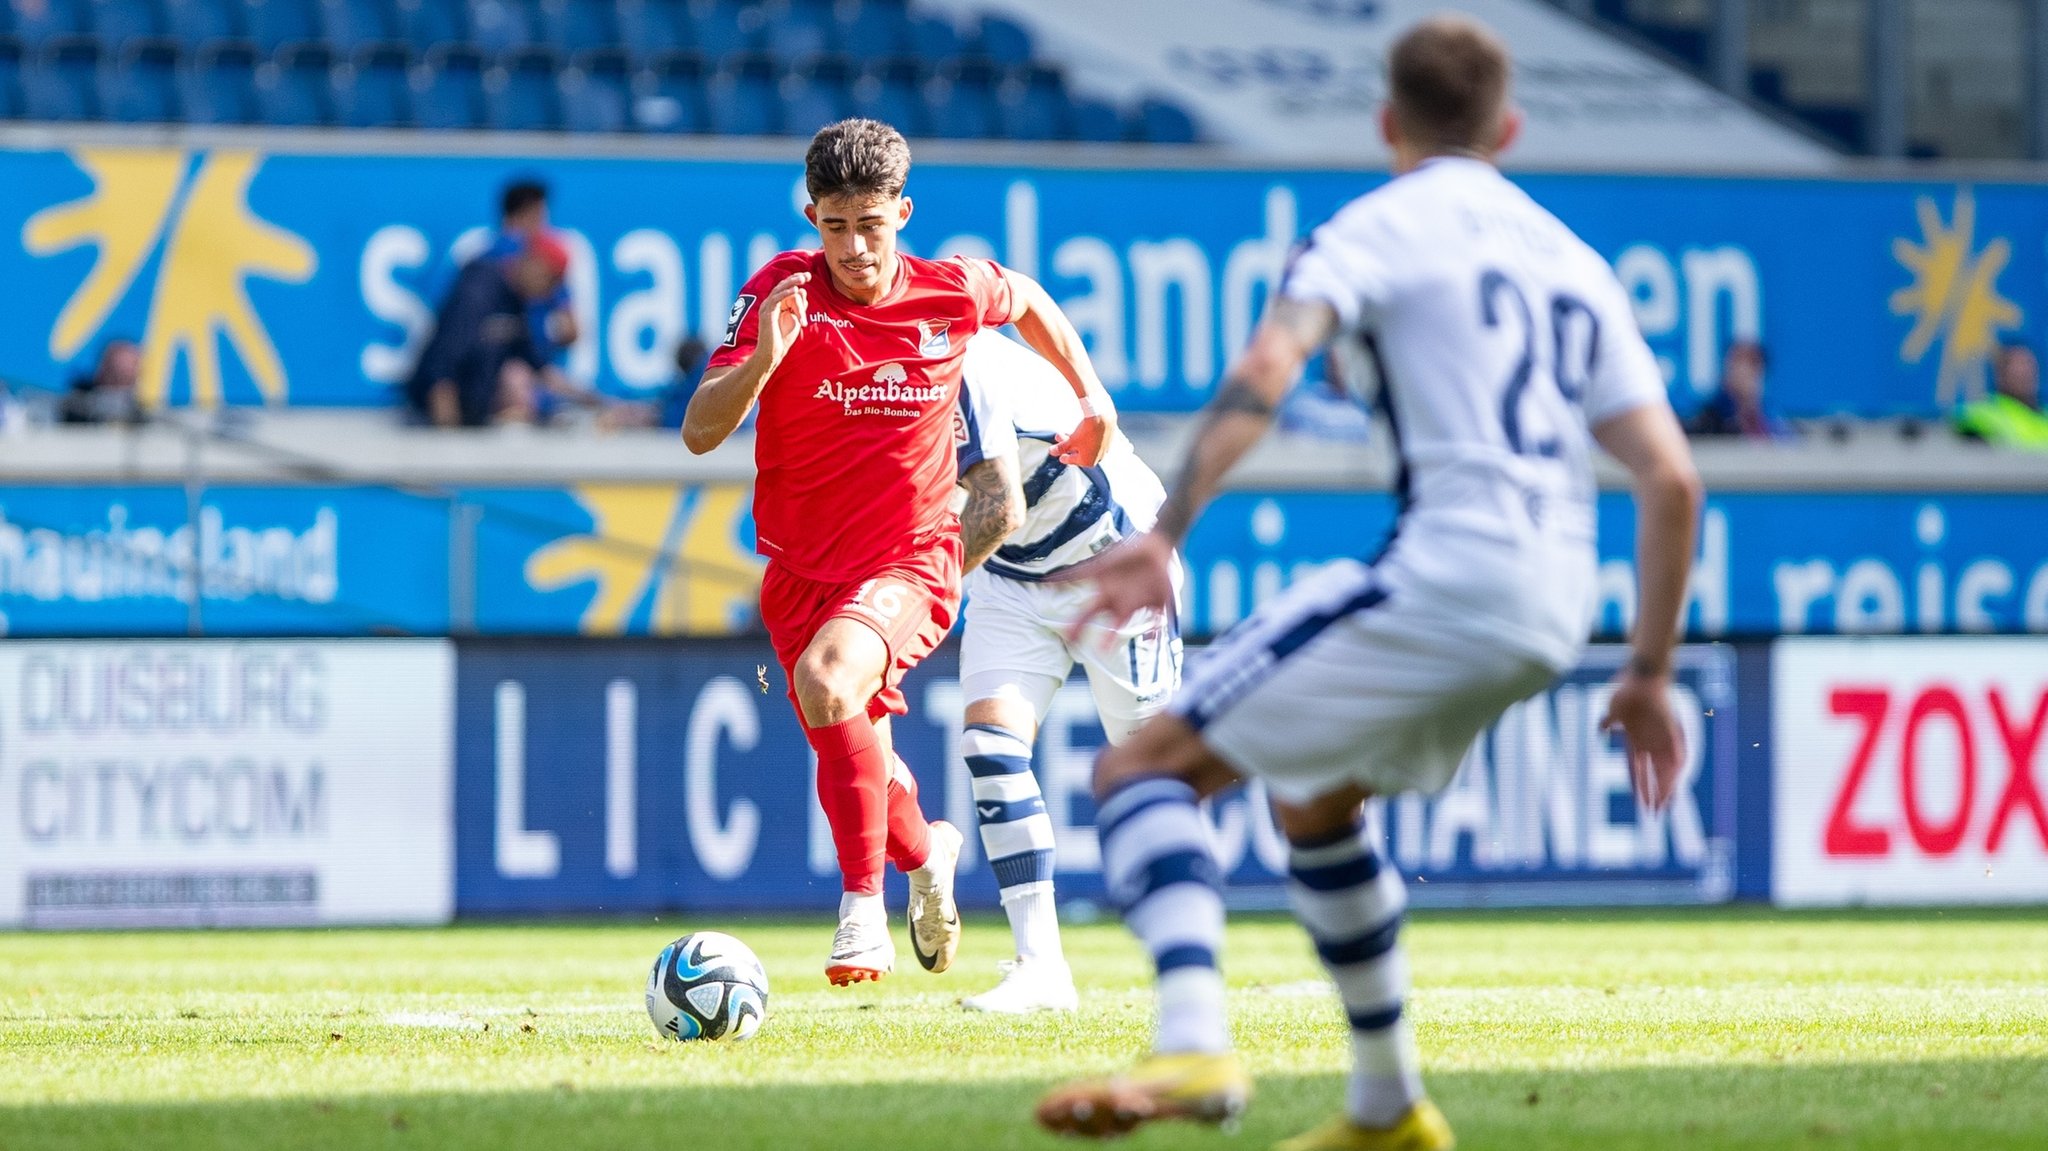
left=259, top=43, right=337, bottom=124
left=637, top=51, right=709, bottom=133
left=559, top=52, right=629, bottom=132
left=90, top=0, right=164, bottom=49
left=488, top=46, right=560, bottom=129
left=999, top=65, right=1068, bottom=141
left=854, top=58, right=924, bottom=137
left=163, top=0, right=243, bottom=44
left=325, top=0, right=402, bottom=55
left=245, top=0, right=322, bottom=53
left=905, top=14, right=961, bottom=61
left=396, top=0, right=469, bottom=50
left=9, top=0, right=86, bottom=50
left=706, top=55, right=776, bottom=135
left=104, top=40, right=181, bottom=122
left=836, top=3, right=908, bottom=60
left=766, top=4, right=831, bottom=70
left=23, top=39, right=99, bottom=120
left=184, top=41, right=258, bottom=122
left=541, top=0, right=617, bottom=60
left=783, top=56, right=854, bottom=137
left=927, top=69, right=998, bottom=139
left=690, top=1, right=765, bottom=65
left=418, top=44, right=487, bottom=128
left=0, top=37, right=21, bottom=118
left=338, top=43, right=410, bottom=125
left=469, top=0, right=540, bottom=55
left=1135, top=97, right=1197, bottom=144
left=618, top=0, right=689, bottom=59
left=1070, top=96, right=1122, bottom=143
left=973, top=15, right=1033, bottom=68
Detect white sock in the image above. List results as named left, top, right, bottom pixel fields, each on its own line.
left=839, top=891, right=884, bottom=925
left=1001, top=882, right=1064, bottom=965
left=1156, top=967, right=1230, bottom=1054
left=1098, top=776, right=1231, bottom=1057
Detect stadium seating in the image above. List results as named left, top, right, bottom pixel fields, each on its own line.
left=0, top=0, right=1203, bottom=143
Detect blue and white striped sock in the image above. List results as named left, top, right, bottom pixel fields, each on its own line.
left=1288, top=816, right=1423, bottom=1128
left=1098, top=775, right=1229, bottom=1055
left=963, top=724, right=1062, bottom=963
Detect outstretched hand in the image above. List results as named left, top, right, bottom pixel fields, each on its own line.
left=1058, top=531, right=1176, bottom=639
left=1054, top=412, right=1113, bottom=467
left=1600, top=665, right=1687, bottom=813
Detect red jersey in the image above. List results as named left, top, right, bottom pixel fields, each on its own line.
left=710, top=249, right=1016, bottom=582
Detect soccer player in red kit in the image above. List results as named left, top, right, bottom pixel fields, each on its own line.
left=682, top=119, right=1117, bottom=985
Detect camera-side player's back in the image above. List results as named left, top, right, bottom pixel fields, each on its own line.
left=1286, top=156, right=1665, bottom=672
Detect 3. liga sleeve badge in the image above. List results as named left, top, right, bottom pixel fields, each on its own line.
left=723, top=294, right=757, bottom=347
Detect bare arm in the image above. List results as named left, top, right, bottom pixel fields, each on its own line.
left=682, top=272, right=809, bottom=454
left=1593, top=403, right=1703, bottom=677
left=958, top=456, right=1026, bottom=573
left=1068, top=297, right=1336, bottom=631
left=1593, top=401, right=1705, bottom=811
left=1153, top=297, right=1336, bottom=544
left=1003, top=271, right=1117, bottom=466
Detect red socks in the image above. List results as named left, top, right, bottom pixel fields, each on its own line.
left=808, top=717, right=932, bottom=895
left=886, top=754, right=931, bottom=873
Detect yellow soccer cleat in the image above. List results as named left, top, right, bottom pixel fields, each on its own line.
left=1036, top=1051, right=1252, bottom=1139
left=1272, top=1101, right=1456, bottom=1151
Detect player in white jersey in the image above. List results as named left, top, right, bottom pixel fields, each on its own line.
left=950, top=330, right=1182, bottom=1014
left=1035, top=16, right=1704, bottom=1151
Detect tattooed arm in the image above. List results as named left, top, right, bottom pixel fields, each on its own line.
left=1071, top=296, right=1339, bottom=631
left=959, top=455, right=1027, bottom=573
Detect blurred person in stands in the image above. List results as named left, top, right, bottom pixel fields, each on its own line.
left=489, top=178, right=597, bottom=422
left=59, top=338, right=145, bottom=426
left=405, top=232, right=570, bottom=427
left=1956, top=342, right=2048, bottom=449
left=1684, top=339, right=1791, bottom=440
left=602, top=337, right=714, bottom=431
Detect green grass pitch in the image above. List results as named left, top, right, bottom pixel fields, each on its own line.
left=3, top=909, right=2045, bottom=1150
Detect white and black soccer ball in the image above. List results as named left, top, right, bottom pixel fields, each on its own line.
left=645, top=931, right=769, bottom=1042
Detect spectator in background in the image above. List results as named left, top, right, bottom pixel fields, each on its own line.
left=601, top=337, right=715, bottom=431
left=489, top=179, right=585, bottom=418
left=405, top=232, right=570, bottom=427
left=1957, top=341, right=2048, bottom=449
left=59, top=338, right=145, bottom=426
left=1685, top=339, right=1792, bottom=440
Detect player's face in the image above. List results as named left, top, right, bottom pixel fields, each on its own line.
left=806, top=194, right=912, bottom=300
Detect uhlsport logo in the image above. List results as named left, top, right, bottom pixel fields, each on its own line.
left=22, top=149, right=316, bottom=409
left=813, top=362, right=946, bottom=416
left=1890, top=188, right=2023, bottom=406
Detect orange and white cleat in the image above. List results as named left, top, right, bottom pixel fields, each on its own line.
left=824, top=911, right=894, bottom=986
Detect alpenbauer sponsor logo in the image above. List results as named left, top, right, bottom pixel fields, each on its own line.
left=813, top=363, right=947, bottom=417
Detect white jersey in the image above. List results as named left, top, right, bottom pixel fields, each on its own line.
left=955, top=332, right=1167, bottom=581
left=1280, top=157, right=1666, bottom=669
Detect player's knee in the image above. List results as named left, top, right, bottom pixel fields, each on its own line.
left=1092, top=715, right=1225, bottom=802
left=792, top=652, right=865, bottom=728
left=1271, top=786, right=1374, bottom=846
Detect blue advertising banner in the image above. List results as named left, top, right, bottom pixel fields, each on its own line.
left=1, top=144, right=2044, bottom=417
left=452, top=640, right=1739, bottom=915
left=2, top=483, right=2045, bottom=640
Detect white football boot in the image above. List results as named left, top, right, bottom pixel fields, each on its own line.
left=906, top=821, right=964, bottom=973
left=825, top=908, right=895, bottom=986
left=961, top=957, right=1079, bottom=1014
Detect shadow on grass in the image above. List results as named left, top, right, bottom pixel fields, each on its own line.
left=3, top=1057, right=2044, bottom=1151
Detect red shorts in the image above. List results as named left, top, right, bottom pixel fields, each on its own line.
left=760, top=535, right=962, bottom=722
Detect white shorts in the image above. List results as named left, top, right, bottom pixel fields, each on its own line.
left=1172, top=557, right=1561, bottom=806
left=958, top=562, right=1183, bottom=744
